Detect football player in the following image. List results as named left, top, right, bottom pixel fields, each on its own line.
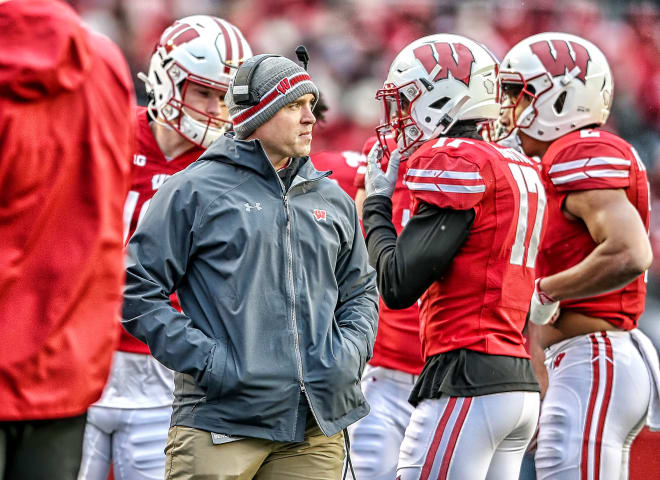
left=497, top=32, right=660, bottom=480
left=77, top=16, right=251, bottom=480
left=363, top=34, right=545, bottom=479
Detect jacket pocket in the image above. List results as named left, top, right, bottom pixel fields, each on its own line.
left=205, top=339, right=229, bottom=401
left=342, top=334, right=365, bottom=385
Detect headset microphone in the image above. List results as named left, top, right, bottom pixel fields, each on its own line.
left=295, top=45, right=309, bottom=70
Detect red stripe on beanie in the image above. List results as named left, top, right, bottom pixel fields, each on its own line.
left=232, top=73, right=313, bottom=125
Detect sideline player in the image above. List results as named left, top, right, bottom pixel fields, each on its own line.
left=363, top=34, right=545, bottom=479
left=0, top=1, right=134, bottom=478
left=77, top=16, right=251, bottom=480
left=497, top=32, right=660, bottom=480
left=347, top=133, right=424, bottom=480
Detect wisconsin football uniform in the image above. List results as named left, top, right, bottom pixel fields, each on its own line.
left=405, top=137, right=546, bottom=359
left=366, top=136, right=544, bottom=480
left=535, top=129, right=657, bottom=480
left=538, top=128, right=650, bottom=329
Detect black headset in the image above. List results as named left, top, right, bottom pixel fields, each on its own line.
left=232, top=54, right=281, bottom=106
left=232, top=46, right=310, bottom=107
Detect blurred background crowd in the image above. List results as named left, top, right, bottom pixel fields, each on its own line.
left=66, top=0, right=660, bottom=339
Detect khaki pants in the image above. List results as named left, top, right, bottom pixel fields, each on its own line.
left=164, top=418, right=345, bottom=480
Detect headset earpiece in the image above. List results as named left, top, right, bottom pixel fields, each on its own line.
left=232, top=54, right=281, bottom=106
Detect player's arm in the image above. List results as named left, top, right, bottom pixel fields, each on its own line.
left=539, top=188, right=652, bottom=300
left=363, top=196, right=474, bottom=309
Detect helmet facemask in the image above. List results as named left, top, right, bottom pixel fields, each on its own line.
left=162, top=69, right=232, bottom=148
left=376, top=81, right=423, bottom=159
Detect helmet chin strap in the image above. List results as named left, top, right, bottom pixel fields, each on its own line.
left=517, top=104, right=536, bottom=129
left=560, top=66, right=581, bottom=86
left=430, top=94, right=471, bottom=139
left=137, top=72, right=153, bottom=91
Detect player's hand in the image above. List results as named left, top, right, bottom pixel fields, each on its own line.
left=365, top=143, right=400, bottom=198
left=529, top=278, right=560, bottom=325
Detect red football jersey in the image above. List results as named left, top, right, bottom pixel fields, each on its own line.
left=537, top=129, right=650, bottom=330
left=359, top=136, right=424, bottom=375
left=405, top=137, right=547, bottom=359
left=310, top=150, right=361, bottom=198
left=118, top=107, right=205, bottom=354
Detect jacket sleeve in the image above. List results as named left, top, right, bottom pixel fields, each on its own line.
left=122, top=176, right=216, bottom=388
left=334, top=203, right=379, bottom=365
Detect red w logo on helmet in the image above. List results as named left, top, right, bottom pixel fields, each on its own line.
left=162, top=22, right=200, bottom=53
left=529, top=40, right=591, bottom=83
left=413, top=42, right=475, bottom=86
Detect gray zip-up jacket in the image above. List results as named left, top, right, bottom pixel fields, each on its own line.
left=122, top=133, right=379, bottom=442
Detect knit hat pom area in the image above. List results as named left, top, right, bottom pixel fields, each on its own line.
left=226, top=56, right=319, bottom=139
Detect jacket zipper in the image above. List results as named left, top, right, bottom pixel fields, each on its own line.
left=283, top=191, right=328, bottom=436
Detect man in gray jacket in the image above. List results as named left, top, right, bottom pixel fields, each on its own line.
left=122, top=54, right=379, bottom=479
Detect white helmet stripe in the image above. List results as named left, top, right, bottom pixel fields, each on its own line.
left=213, top=18, right=233, bottom=75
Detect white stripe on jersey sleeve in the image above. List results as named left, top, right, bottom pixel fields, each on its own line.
left=405, top=181, right=440, bottom=191
left=548, top=157, right=631, bottom=174
left=405, top=181, right=485, bottom=193
left=406, top=169, right=482, bottom=180
left=551, top=169, right=629, bottom=185
left=437, top=184, right=486, bottom=193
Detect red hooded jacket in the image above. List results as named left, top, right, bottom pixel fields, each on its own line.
left=0, top=0, right=135, bottom=420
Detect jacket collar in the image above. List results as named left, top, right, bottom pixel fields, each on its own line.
left=201, top=132, right=328, bottom=182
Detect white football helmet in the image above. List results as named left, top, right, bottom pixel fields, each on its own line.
left=498, top=32, right=613, bottom=142
left=139, top=15, right=252, bottom=147
left=376, top=34, right=500, bottom=157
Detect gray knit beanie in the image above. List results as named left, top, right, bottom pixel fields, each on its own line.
left=225, top=55, right=319, bottom=139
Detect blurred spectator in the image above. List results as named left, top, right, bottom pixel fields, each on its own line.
left=0, top=0, right=134, bottom=478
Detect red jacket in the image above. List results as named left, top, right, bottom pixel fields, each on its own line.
left=0, top=0, right=135, bottom=420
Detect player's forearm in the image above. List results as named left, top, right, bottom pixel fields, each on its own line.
left=363, top=196, right=474, bottom=309
left=540, top=239, right=651, bottom=301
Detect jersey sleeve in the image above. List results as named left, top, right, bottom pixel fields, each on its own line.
left=404, top=151, right=486, bottom=210
left=546, top=141, right=632, bottom=193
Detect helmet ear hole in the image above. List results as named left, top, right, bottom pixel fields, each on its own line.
left=429, top=97, right=450, bottom=110
left=553, top=91, right=567, bottom=114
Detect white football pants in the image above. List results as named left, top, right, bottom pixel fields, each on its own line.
left=77, top=405, right=171, bottom=480
left=348, top=365, right=418, bottom=479
left=397, top=391, right=540, bottom=480
left=536, top=330, right=653, bottom=480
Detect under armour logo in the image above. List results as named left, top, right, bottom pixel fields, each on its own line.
left=244, top=202, right=262, bottom=212
left=276, top=78, right=291, bottom=95
left=313, top=209, right=326, bottom=221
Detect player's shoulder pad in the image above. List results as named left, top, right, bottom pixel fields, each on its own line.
left=404, top=137, right=492, bottom=210
left=543, top=129, right=635, bottom=192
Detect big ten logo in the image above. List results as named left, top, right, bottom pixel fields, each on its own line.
left=133, top=154, right=147, bottom=167
left=152, top=174, right=171, bottom=191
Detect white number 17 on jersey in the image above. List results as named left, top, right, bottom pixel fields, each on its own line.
left=508, top=163, right=546, bottom=268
